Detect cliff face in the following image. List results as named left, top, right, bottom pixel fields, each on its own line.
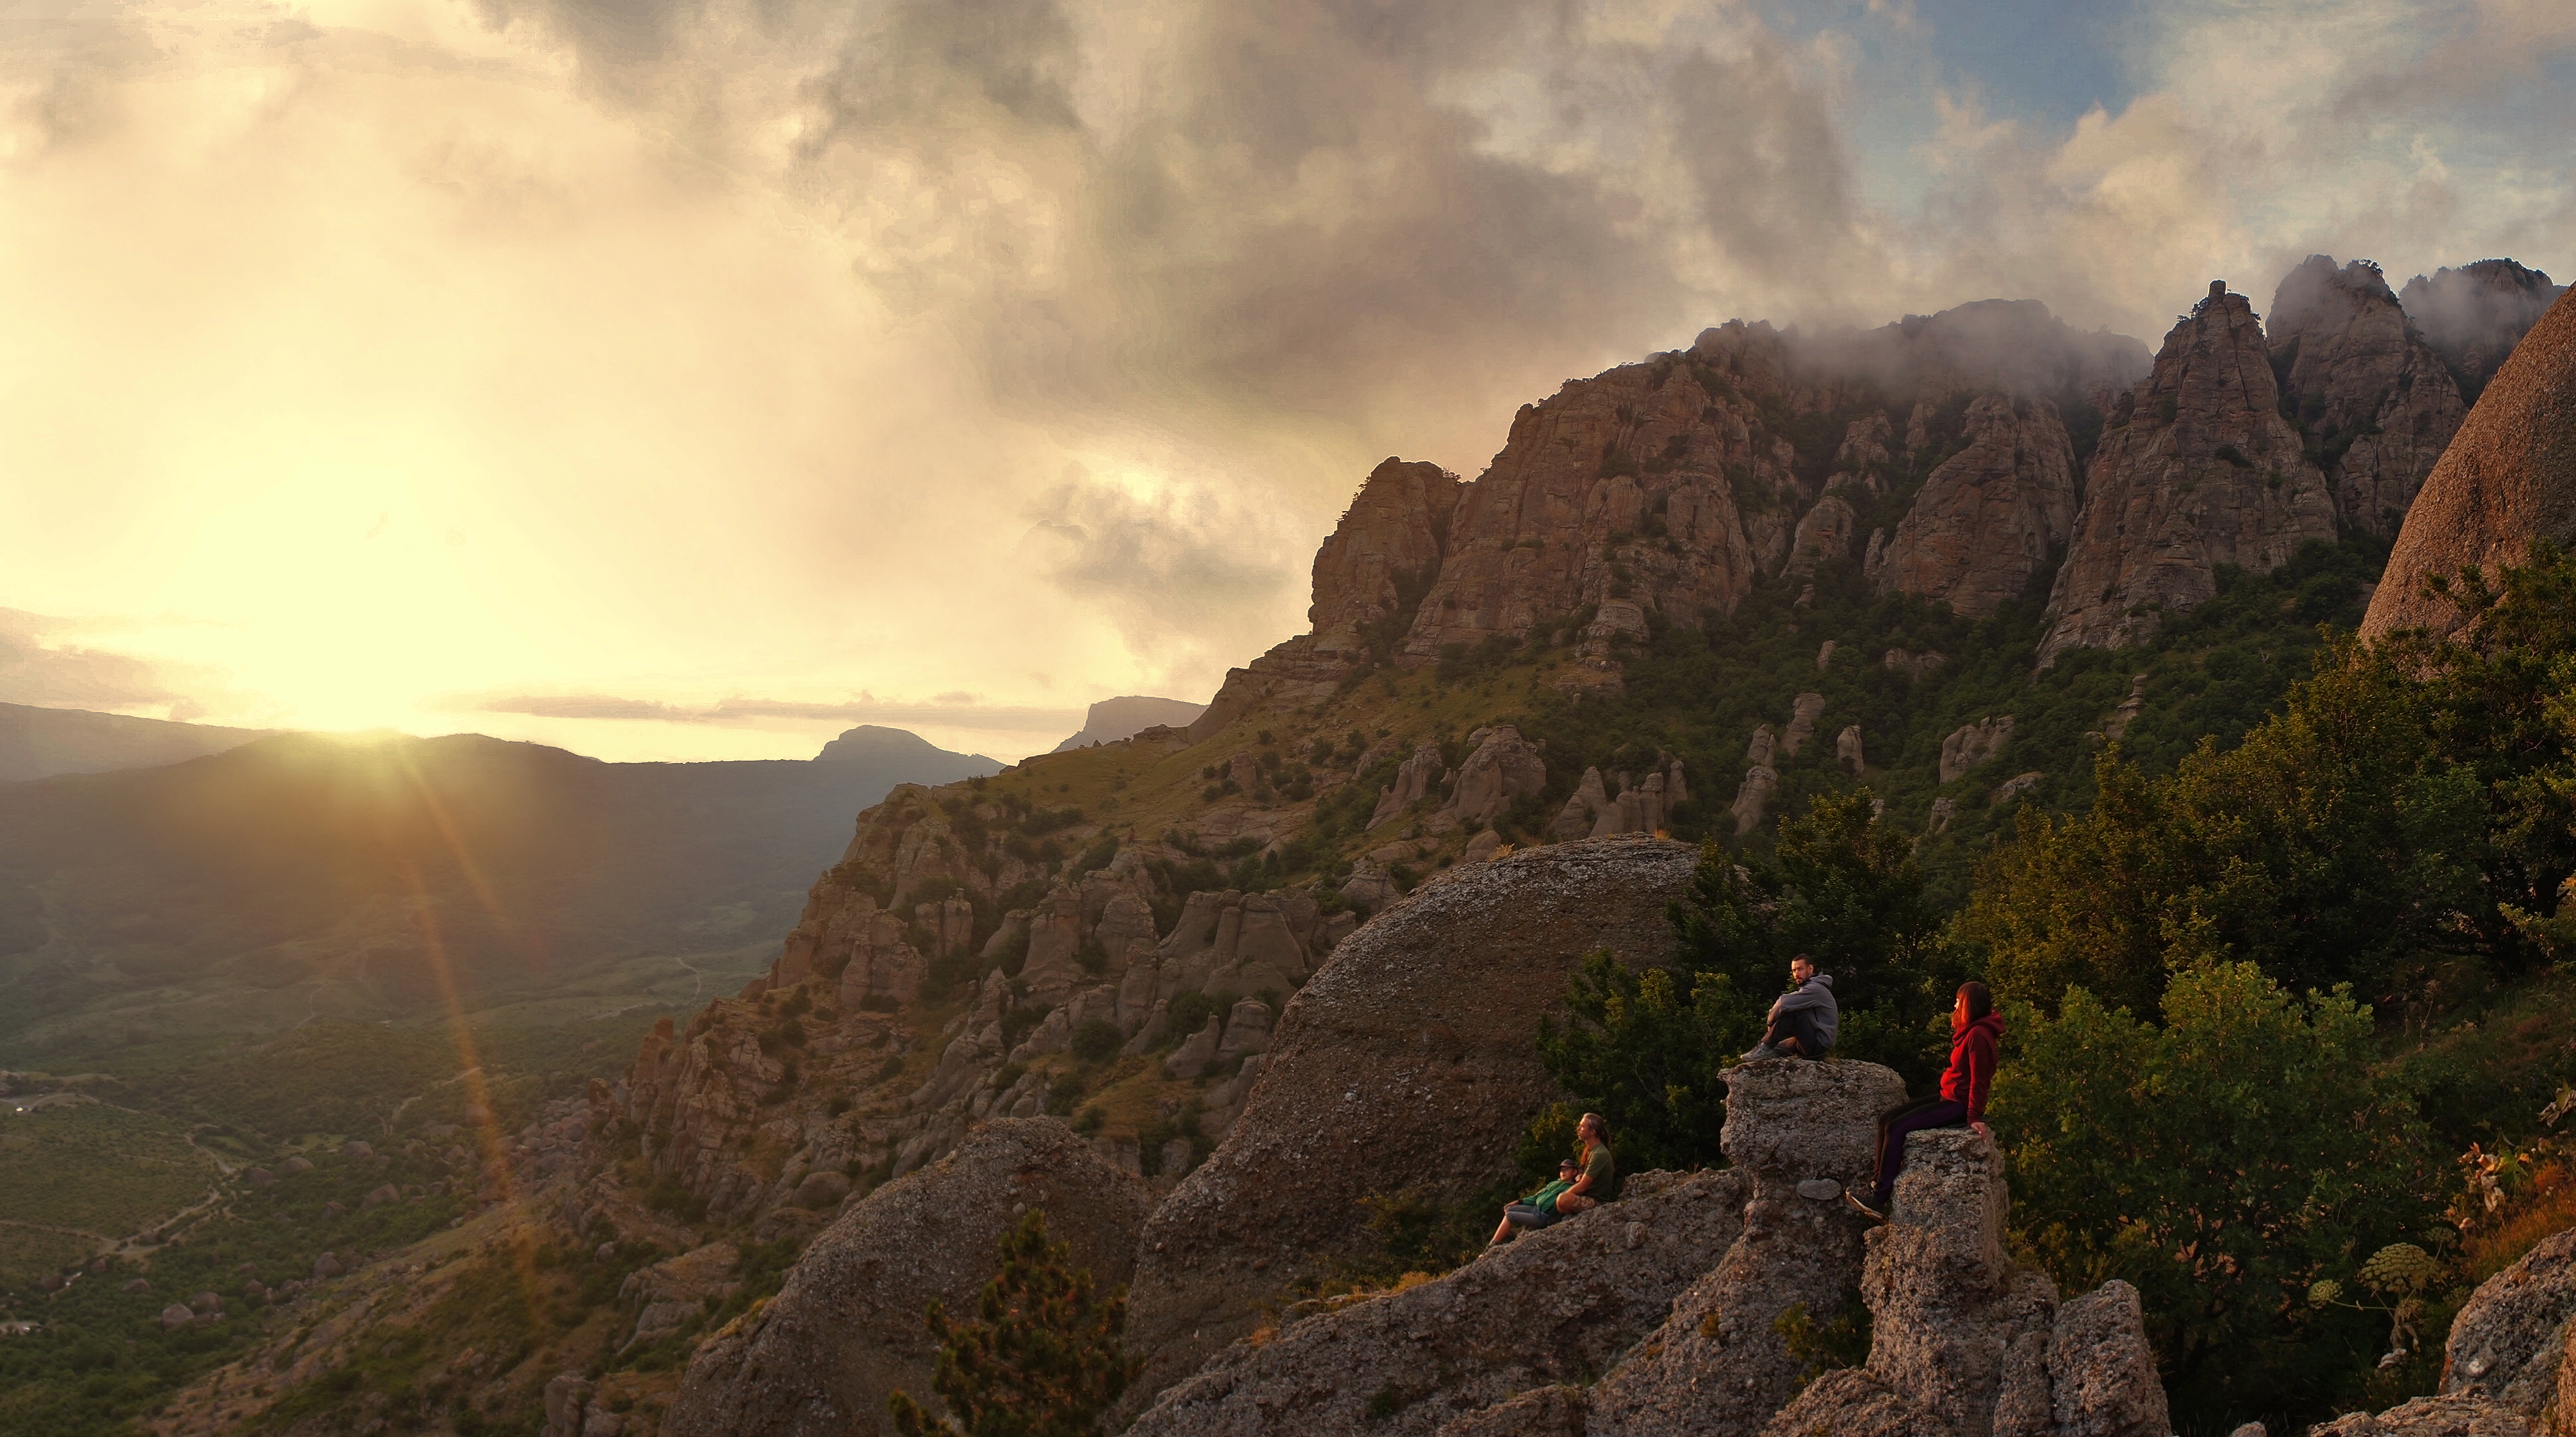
left=1307, top=459, right=1463, bottom=642
left=1872, top=393, right=2078, bottom=616
left=2040, top=283, right=2338, bottom=661
left=2401, top=259, right=2567, bottom=403
left=2362, top=285, right=2576, bottom=640
left=2267, top=255, right=2468, bottom=535
left=1177, top=299, right=2152, bottom=732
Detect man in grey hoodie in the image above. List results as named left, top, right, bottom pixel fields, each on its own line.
left=1742, top=954, right=1837, bottom=1060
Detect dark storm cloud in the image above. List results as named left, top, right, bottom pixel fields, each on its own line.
left=480, top=0, right=1832, bottom=431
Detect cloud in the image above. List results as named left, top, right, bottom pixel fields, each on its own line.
left=0, top=608, right=179, bottom=710
left=464, top=691, right=1084, bottom=730
left=0, top=0, right=2567, bottom=764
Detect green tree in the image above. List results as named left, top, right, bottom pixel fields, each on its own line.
left=1531, top=951, right=1753, bottom=1173
left=1677, top=790, right=1953, bottom=1078
left=1994, top=961, right=2437, bottom=1428
left=888, top=1211, right=1140, bottom=1437
left=1958, top=643, right=2488, bottom=1015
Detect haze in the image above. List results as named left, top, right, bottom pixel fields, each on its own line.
left=3, top=0, right=2569, bottom=762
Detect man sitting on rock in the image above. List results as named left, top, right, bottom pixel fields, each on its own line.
left=1742, top=954, right=1838, bottom=1060
left=1488, top=1158, right=1581, bottom=1245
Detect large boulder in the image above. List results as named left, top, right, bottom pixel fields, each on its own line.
left=660, top=1119, right=1154, bottom=1437
left=1122, top=838, right=1700, bottom=1400
left=2363, top=285, right=2576, bottom=641
left=1125, top=1169, right=1746, bottom=1437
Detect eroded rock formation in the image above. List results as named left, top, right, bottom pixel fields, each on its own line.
left=1309, top=459, right=1464, bottom=641
left=2363, top=285, right=2576, bottom=641
left=1876, top=394, right=2079, bottom=615
left=2041, top=283, right=2338, bottom=661
left=1122, top=839, right=1699, bottom=1398
left=2267, top=255, right=2468, bottom=535
left=1125, top=1170, right=1746, bottom=1437
left=661, top=1120, right=1153, bottom=1437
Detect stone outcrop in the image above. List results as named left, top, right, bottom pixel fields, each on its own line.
left=2312, top=1227, right=2576, bottom=1436
left=1765, top=1127, right=2163, bottom=1437
left=1876, top=394, right=2079, bottom=615
left=2040, top=282, right=2338, bottom=662
left=1941, top=716, right=2015, bottom=784
left=661, top=1120, right=1154, bottom=1437
left=1309, top=459, right=1464, bottom=639
left=1372, top=742, right=1448, bottom=828
left=2402, top=260, right=2565, bottom=402
left=2363, top=285, right=2576, bottom=641
left=1786, top=494, right=1859, bottom=576
left=1783, top=692, right=1827, bottom=757
left=1577, top=1060, right=1905, bottom=1435
left=1838, top=725, right=1865, bottom=776
left=1125, top=1170, right=1747, bottom=1437
left=1122, top=839, right=1700, bottom=1398
left=1552, top=758, right=1689, bottom=840
left=1444, top=725, right=1547, bottom=828
left=2267, top=255, right=2468, bottom=535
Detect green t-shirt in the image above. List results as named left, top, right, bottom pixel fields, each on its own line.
left=1582, top=1144, right=1617, bottom=1201
left=1522, top=1176, right=1574, bottom=1214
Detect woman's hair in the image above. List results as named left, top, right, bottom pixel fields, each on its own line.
left=1958, top=981, right=1993, bottom=1022
left=1579, top=1112, right=1607, bottom=1144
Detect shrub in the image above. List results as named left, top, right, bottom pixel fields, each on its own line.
left=888, top=1211, right=1140, bottom=1437
left=1070, top=1021, right=1124, bottom=1065
left=1995, top=961, right=2436, bottom=1428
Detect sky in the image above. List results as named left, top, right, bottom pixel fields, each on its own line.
left=1, top=0, right=2569, bottom=764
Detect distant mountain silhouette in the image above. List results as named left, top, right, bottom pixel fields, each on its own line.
left=1051, top=696, right=1206, bottom=753
left=0, top=702, right=275, bottom=782
left=0, top=725, right=999, bottom=1050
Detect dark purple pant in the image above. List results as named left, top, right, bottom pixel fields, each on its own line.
left=1872, top=1096, right=1968, bottom=1207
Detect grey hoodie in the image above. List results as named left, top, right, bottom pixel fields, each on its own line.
left=1768, top=973, right=1839, bottom=1050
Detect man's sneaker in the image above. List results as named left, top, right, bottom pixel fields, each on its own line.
left=1844, top=1190, right=1887, bottom=1223
left=1739, top=1043, right=1779, bottom=1061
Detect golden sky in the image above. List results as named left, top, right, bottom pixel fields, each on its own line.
left=3, top=0, right=2569, bottom=763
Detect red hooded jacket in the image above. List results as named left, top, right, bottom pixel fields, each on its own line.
left=1941, top=1011, right=2006, bottom=1122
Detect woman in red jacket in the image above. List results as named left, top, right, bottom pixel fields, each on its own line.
left=1846, top=981, right=2001, bottom=1222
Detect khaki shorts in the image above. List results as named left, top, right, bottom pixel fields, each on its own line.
left=1554, top=1193, right=1599, bottom=1215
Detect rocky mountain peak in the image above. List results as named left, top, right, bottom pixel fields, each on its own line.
left=2400, top=258, right=2566, bottom=402
left=1872, top=391, right=2079, bottom=616
left=2039, top=281, right=2337, bottom=662
left=1307, top=458, right=1462, bottom=640
left=2267, top=254, right=2468, bottom=535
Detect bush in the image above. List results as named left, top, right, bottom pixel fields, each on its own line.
left=1070, top=1021, right=1124, bottom=1065
left=1995, top=961, right=2436, bottom=1429
left=1532, top=950, right=1747, bottom=1174
left=887, top=1212, right=1140, bottom=1437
